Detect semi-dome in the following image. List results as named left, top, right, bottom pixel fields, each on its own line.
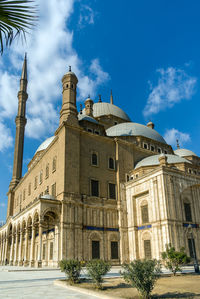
left=83, top=102, right=130, bottom=122
left=106, top=122, right=166, bottom=144
left=35, top=136, right=56, bottom=154
left=174, top=148, right=197, bottom=157
left=135, top=154, right=191, bottom=169
left=78, top=114, right=99, bottom=124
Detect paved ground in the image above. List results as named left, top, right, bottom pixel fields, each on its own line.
left=0, top=268, right=98, bottom=299
left=0, top=265, right=195, bottom=299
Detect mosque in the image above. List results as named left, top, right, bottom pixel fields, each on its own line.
left=0, top=56, right=200, bottom=267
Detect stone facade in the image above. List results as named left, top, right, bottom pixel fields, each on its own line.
left=0, top=60, right=200, bottom=267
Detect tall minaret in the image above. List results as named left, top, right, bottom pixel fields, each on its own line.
left=7, top=54, right=28, bottom=218
left=60, top=66, right=78, bottom=126
left=10, top=54, right=28, bottom=188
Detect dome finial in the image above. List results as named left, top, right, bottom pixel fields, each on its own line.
left=98, top=94, right=102, bottom=103
left=110, top=89, right=113, bottom=104
left=176, top=139, right=180, bottom=149
left=69, top=65, right=71, bottom=72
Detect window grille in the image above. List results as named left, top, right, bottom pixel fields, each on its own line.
left=184, top=203, right=192, bottom=222
left=109, top=183, right=116, bottom=199
left=91, top=180, right=99, bottom=197
left=144, top=240, right=151, bottom=259
left=141, top=205, right=149, bottom=223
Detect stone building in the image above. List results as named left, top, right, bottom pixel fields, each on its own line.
left=0, top=56, right=200, bottom=267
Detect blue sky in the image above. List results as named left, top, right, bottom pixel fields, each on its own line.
left=0, top=0, right=200, bottom=222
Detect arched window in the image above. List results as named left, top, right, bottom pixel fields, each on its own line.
left=28, top=183, right=31, bottom=196
left=34, top=176, right=38, bottom=189
left=39, top=170, right=43, bottom=184
left=141, top=204, right=149, bottom=224
left=109, top=157, right=115, bottom=170
left=46, top=164, right=49, bottom=178
left=23, top=189, right=25, bottom=201
left=52, top=156, right=57, bottom=172
left=184, top=202, right=192, bottom=222
left=91, top=153, right=98, bottom=166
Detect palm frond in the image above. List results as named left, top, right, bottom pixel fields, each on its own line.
left=0, top=0, right=38, bottom=54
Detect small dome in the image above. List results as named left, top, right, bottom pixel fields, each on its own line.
left=106, top=122, right=166, bottom=144
left=35, top=136, right=56, bottom=154
left=135, top=154, right=191, bottom=169
left=174, top=149, right=197, bottom=157
left=82, top=102, right=130, bottom=121
left=78, top=114, right=98, bottom=124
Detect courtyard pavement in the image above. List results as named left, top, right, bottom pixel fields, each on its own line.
left=0, top=265, right=196, bottom=299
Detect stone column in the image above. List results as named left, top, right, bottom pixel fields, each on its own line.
left=18, top=231, right=23, bottom=266
left=4, top=237, right=8, bottom=265
left=24, top=228, right=29, bottom=266
left=0, top=240, right=2, bottom=265
left=37, top=224, right=42, bottom=268
left=9, top=233, right=14, bottom=265
left=14, top=232, right=19, bottom=265
left=30, top=226, right=35, bottom=267
left=1, top=239, right=4, bottom=265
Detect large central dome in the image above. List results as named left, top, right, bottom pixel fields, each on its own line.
left=106, top=122, right=166, bottom=144
left=82, top=102, right=130, bottom=121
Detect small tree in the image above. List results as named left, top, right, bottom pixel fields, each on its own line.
left=59, top=259, right=82, bottom=284
left=86, top=259, right=111, bottom=289
left=121, top=259, right=161, bottom=299
left=161, top=244, right=190, bottom=276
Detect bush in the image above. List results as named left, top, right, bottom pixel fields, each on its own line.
left=161, top=244, right=190, bottom=276
left=59, top=259, right=82, bottom=284
left=121, top=259, right=161, bottom=299
left=86, top=259, right=111, bottom=289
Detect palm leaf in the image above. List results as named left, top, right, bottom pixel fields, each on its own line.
left=0, top=0, right=38, bottom=54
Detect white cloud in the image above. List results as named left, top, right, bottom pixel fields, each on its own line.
left=164, top=128, right=190, bottom=148
left=143, top=67, right=197, bottom=117
left=79, top=4, right=95, bottom=28
left=0, top=122, right=13, bottom=152
left=0, top=0, right=109, bottom=148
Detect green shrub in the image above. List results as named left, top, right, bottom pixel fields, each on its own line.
left=86, top=259, right=111, bottom=289
left=59, top=259, right=82, bottom=284
left=121, top=259, right=161, bottom=299
left=162, top=244, right=190, bottom=276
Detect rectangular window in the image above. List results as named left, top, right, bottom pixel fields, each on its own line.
left=141, top=205, right=149, bottom=223
left=91, top=180, right=99, bottom=197
left=51, top=183, right=56, bottom=197
left=188, top=238, right=196, bottom=258
left=28, top=183, right=31, bottom=196
left=42, top=244, right=46, bottom=260
left=144, top=240, right=151, bottom=259
left=109, top=183, right=116, bottom=199
left=109, top=157, right=115, bottom=170
left=45, top=186, right=49, bottom=195
left=91, top=153, right=98, bottom=166
left=111, top=241, right=118, bottom=259
left=92, top=240, right=100, bottom=259
left=184, top=203, right=192, bottom=222
left=50, top=242, right=53, bottom=260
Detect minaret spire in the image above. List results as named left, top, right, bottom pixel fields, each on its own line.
left=110, top=89, right=113, bottom=104
left=9, top=54, right=28, bottom=188
left=7, top=54, right=28, bottom=218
